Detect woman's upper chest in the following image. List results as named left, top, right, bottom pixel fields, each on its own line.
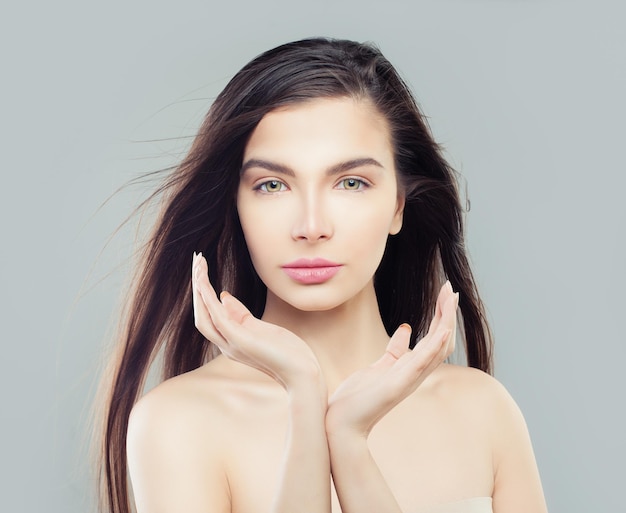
left=221, top=384, right=494, bottom=513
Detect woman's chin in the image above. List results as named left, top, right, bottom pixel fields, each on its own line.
left=280, top=298, right=347, bottom=314
left=264, top=286, right=376, bottom=319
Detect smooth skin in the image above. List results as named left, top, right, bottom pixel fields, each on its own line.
left=126, top=98, right=547, bottom=513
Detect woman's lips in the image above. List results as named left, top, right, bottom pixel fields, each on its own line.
left=282, top=259, right=342, bottom=284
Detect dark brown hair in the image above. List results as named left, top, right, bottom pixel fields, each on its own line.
left=98, top=37, right=492, bottom=513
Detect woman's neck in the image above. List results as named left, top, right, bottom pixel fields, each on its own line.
left=261, top=283, right=391, bottom=393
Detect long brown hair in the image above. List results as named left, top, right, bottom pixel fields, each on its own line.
left=98, top=37, right=493, bottom=513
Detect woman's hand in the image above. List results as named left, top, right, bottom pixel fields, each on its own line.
left=326, top=281, right=458, bottom=438
left=191, top=252, right=324, bottom=393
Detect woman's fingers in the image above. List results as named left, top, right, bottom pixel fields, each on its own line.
left=220, top=291, right=254, bottom=326
left=377, top=287, right=458, bottom=378
left=433, top=291, right=458, bottom=355
left=194, top=254, right=260, bottom=357
left=191, top=252, right=227, bottom=347
left=425, top=291, right=457, bottom=360
left=193, top=254, right=321, bottom=388
left=386, top=324, right=412, bottom=359
left=440, top=291, right=458, bottom=357
left=396, top=325, right=450, bottom=379
left=397, top=291, right=458, bottom=380
left=372, top=324, right=412, bottom=370
left=427, top=280, right=453, bottom=335
left=195, top=255, right=241, bottom=344
left=328, top=288, right=459, bottom=436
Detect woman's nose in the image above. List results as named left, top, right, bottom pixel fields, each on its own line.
left=291, top=194, right=333, bottom=242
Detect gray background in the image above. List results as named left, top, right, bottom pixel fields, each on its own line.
left=1, top=0, right=624, bottom=511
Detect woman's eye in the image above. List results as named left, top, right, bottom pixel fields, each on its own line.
left=338, top=178, right=367, bottom=191
left=257, top=180, right=287, bottom=193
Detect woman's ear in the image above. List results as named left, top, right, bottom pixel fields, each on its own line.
left=389, top=193, right=405, bottom=235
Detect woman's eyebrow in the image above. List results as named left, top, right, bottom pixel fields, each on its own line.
left=327, top=158, right=384, bottom=176
left=241, top=159, right=295, bottom=177
left=240, top=157, right=384, bottom=177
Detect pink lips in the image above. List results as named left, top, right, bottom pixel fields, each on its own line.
left=282, top=258, right=342, bottom=284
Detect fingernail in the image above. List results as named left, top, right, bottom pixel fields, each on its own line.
left=454, top=292, right=459, bottom=307
left=399, top=323, right=412, bottom=332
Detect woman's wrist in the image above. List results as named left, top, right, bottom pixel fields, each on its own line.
left=325, top=421, right=369, bottom=450
left=326, top=425, right=403, bottom=513
left=325, top=402, right=372, bottom=441
left=285, top=372, right=328, bottom=411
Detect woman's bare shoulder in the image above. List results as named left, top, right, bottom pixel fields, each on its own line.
left=428, top=363, right=531, bottom=443
left=126, top=355, right=285, bottom=511
left=126, top=357, right=253, bottom=511
left=431, top=363, right=514, bottom=401
left=429, top=367, right=546, bottom=509
left=128, top=358, right=224, bottom=452
left=419, top=364, right=525, bottom=431
left=130, top=355, right=273, bottom=428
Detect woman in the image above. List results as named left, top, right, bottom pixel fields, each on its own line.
left=99, top=38, right=547, bottom=513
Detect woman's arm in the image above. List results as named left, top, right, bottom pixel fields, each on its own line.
left=127, top=384, right=232, bottom=513
left=325, top=286, right=458, bottom=513
left=274, top=380, right=330, bottom=512
left=193, top=253, right=331, bottom=513
left=490, top=382, right=548, bottom=513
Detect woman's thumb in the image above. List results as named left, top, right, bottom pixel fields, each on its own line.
left=385, top=323, right=412, bottom=360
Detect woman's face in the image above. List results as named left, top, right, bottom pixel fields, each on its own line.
left=237, top=97, right=404, bottom=313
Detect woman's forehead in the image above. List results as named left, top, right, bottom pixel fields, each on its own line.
left=242, top=97, right=394, bottom=170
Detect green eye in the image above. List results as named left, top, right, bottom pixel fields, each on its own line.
left=258, top=180, right=286, bottom=193
left=339, top=178, right=364, bottom=190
